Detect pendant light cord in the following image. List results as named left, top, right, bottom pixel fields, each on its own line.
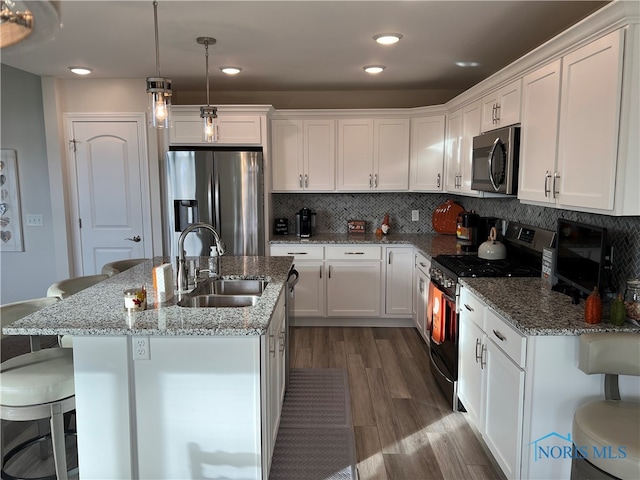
left=205, top=39, right=210, bottom=107
left=153, top=0, right=161, bottom=77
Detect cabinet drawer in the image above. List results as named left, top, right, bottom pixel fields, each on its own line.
left=459, top=287, right=486, bottom=330
left=486, top=308, right=526, bottom=368
left=270, top=245, right=324, bottom=260
left=326, top=245, right=381, bottom=260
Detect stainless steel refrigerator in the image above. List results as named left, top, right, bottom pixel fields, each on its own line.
left=162, top=148, right=264, bottom=261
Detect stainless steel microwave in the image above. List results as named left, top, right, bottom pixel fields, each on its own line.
left=471, top=126, right=520, bottom=195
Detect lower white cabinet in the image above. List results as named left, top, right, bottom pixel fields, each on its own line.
left=264, top=291, right=287, bottom=473
left=326, top=246, right=381, bottom=317
left=484, top=336, right=525, bottom=479
left=457, top=285, right=635, bottom=480
left=270, top=245, right=325, bottom=317
left=384, top=246, right=414, bottom=316
left=272, top=244, right=416, bottom=322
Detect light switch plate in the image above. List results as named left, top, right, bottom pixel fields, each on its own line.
left=26, top=214, right=44, bottom=227
left=411, top=210, right=419, bottom=221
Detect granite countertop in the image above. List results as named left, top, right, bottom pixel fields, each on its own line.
left=461, top=277, right=640, bottom=336
left=2, top=256, right=293, bottom=338
left=270, top=232, right=640, bottom=337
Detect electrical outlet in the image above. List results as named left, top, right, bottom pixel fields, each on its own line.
left=133, top=336, right=150, bottom=360
left=26, top=214, right=44, bottom=227
left=411, top=210, right=419, bottom=221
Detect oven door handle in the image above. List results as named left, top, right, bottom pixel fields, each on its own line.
left=429, top=348, right=454, bottom=384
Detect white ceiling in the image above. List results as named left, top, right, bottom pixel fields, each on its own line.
left=1, top=1, right=609, bottom=107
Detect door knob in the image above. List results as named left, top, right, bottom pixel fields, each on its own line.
left=126, top=235, right=141, bottom=242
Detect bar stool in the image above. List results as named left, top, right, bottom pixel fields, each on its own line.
left=46, top=274, right=109, bottom=300
left=571, top=332, right=640, bottom=480
left=101, top=258, right=146, bottom=277
left=1, top=298, right=77, bottom=480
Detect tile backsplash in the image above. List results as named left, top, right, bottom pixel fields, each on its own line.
left=272, top=192, right=640, bottom=292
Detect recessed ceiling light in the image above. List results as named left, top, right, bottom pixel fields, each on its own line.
left=363, top=65, right=385, bottom=74
left=220, top=67, right=242, bottom=75
left=68, top=67, right=93, bottom=75
left=373, top=33, right=402, bottom=45
left=455, top=61, right=480, bottom=68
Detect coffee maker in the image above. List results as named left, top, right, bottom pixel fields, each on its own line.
left=295, top=208, right=316, bottom=238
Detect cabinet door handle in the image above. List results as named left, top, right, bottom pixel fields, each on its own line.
left=480, top=343, right=487, bottom=369
left=419, top=278, right=424, bottom=293
left=464, top=303, right=474, bottom=312
left=319, top=265, right=322, bottom=278
left=304, top=174, right=309, bottom=188
left=492, top=329, right=506, bottom=342
left=269, top=334, right=276, bottom=357
left=374, top=174, right=378, bottom=188
left=388, top=252, right=392, bottom=265
left=288, top=251, right=306, bottom=255
left=492, top=103, right=497, bottom=123
left=344, top=251, right=365, bottom=255
left=553, top=172, right=560, bottom=198
left=544, top=171, right=551, bottom=197
left=369, top=174, right=373, bottom=188
left=328, top=265, right=332, bottom=278
left=494, top=103, right=501, bottom=123
left=475, top=338, right=482, bottom=363
left=299, top=174, right=303, bottom=189
left=436, top=173, right=441, bottom=188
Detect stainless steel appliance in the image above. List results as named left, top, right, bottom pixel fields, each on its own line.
left=428, top=222, right=555, bottom=410
left=163, top=148, right=264, bottom=260
left=471, top=125, right=520, bottom=194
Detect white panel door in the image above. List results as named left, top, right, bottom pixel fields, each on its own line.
left=337, top=119, right=374, bottom=190
left=410, top=115, right=445, bottom=191
left=326, top=260, right=381, bottom=317
left=271, top=119, right=303, bottom=191
left=71, top=119, right=148, bottom=274
left=304, top=119, right=336, bottom=191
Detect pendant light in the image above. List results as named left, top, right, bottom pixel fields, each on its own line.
left=198, top=36, right=217, bottom=143
left=146, top=1, right=171, bottom=129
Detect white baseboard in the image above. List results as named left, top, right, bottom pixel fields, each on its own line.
left=290, top=317, right=414, bottom=327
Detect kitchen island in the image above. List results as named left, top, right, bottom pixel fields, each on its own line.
left=3, top=256, right=293, bottom=480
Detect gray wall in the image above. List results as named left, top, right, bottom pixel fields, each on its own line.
left=272, top=192, right=640, bottom=294
left=1, top=65, right=58, bottom=303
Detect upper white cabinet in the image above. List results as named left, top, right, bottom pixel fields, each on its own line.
left=337, top=118, right=410, bottom=191
left=170, top=112, right=262, bottom=145
left=480, top=79, right=522, bottom=132
left=409, top=115, right=445, bottom=191
left=445, top=100, right=483, bottom=196
left=519, top=28, right=639, bottom=215
left=271, top=119, right=336, bottom=192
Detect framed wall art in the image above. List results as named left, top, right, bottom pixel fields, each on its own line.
left=0, top=149, right=24, bottom=252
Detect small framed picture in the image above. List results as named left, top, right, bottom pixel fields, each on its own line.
left=347, top=220, right=365, bottom=234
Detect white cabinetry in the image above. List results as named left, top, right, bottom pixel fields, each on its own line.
left=384, top=246, right=414, bottom=316
left=169, top=108, right=262, bottom=145
left=413, top=252, right=431, bottom=341
left=409, top=115, right=445, bottom=191
left=480, top=79, right=522, bottom=132
left=271, top=119, right=336, bottom=192
left=326, top=246, right=381, bottom=317
left=445, top=101, right=482, bottom=196
left=337, top=118, right=410, bottom=191
left=519, top=28, right=639, bottom=215
left=264, top=291, right=287, bottom=472
left=270, top=245, right=325, bottom=318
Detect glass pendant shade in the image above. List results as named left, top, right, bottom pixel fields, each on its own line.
left=146, top=1, right=171, bottom=129
left=146, top=77, right=172, bottom=129
left=201, top=106, right=217, bottom=143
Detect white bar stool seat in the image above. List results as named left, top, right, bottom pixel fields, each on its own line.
left=1, top=297, right=77, bottom=480
left=46, top=274, right=109, bottom=300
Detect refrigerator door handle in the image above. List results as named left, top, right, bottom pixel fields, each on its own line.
left=213, top=171, right=221, bottom=231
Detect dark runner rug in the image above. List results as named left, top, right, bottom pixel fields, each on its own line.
left=269, top=368, right=358, bottom=480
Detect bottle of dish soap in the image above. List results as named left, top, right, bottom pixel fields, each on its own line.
left=208, top=246, right=220, bottom=277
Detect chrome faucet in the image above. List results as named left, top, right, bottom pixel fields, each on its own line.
left=177, top=222, right=225, bottom=292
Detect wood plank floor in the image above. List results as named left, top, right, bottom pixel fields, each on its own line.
left=290, top=326, right=505, bottom=480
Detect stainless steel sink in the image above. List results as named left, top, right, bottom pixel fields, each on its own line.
left=178, top=294, right=260, bottom=308
left=192, top=279, right=269, bottom=296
